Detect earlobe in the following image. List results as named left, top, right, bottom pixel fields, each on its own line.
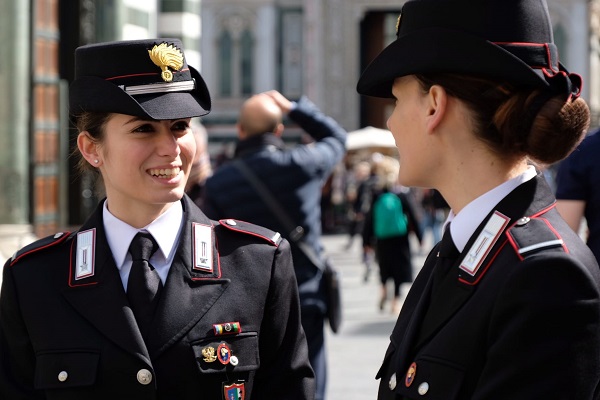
left=77, top=132, right=101, bottom=167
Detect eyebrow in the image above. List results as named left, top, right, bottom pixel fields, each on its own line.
left=122, top=117, right=186, bottom=126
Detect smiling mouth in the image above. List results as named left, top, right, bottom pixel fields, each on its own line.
left=149, top=167, right=181, bottom=179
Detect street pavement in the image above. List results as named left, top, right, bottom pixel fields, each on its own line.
left=322, top=232, right=431, bottom=400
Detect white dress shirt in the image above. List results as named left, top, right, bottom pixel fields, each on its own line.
left=103, top=200, right=184, bottom=290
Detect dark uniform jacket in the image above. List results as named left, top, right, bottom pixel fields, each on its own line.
left=377, top=175, right=600, bottom=399
left=203, top=96, right=347, bottom=313
left=0, top=195, right=314, bottom=399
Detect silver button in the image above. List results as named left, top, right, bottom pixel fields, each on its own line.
left=137, top=369, right=153, bottom=385
left=389, top=372, right=397, bottom=390
left=230, top=355, right=239, bottom=366
left=225, top=219, right=237, bottom=226
left=418, top=382, right=429, bottom=395
left=516, top=217, right=530, bottom=226
left=57, top=371, right=68, bottom=382
left=54, top=232, right=64, bottom=239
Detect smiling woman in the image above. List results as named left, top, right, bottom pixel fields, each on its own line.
left=0, top=39, right=314, bottom=399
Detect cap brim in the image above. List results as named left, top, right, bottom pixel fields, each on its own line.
left=70, top=66, right=211, bottom=119
left=357, top=28, right=547, bottom=98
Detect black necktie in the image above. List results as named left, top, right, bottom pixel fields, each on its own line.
left=127, top=232, right=162, bottom=338
left=417, top=223, right=460, bottom=342
left=431, top=223, right=460, bottom=293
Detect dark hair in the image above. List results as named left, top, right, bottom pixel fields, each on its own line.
left=414, top=73, right=590, bottom=166
left=72, top=112, right=112, bottom=175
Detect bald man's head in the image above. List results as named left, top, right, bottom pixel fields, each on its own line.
left=238, top=94, right=283, bottom=139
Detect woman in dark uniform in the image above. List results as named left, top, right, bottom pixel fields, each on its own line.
left=357, top=0, right=600, bottom=398
left=0, top=38, right=314, bottom=399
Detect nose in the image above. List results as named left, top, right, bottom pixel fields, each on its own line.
left=156, top=128, right=181, bottom=157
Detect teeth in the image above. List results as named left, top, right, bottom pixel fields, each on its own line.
left=149, top=167, right=180, bottom=178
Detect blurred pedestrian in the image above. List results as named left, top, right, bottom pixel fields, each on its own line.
left=0, top=39, right=314, bottom=399
left=555, top=128, right=600, bottom=262
left=363, top=158, right=422, bottom=314
left=185, top=122, right=212, bottom=209
left=346, top=160, right=379, bottom=280
left=419, top=188, right=448, bottom=252
left=357, top=0, right=600, bottom=398
left=203, top=90, right=347, bottom=400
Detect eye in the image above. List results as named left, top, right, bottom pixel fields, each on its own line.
left=171, top=120, right=190, bottom=131
left=132, top=123, right=155, bottom=133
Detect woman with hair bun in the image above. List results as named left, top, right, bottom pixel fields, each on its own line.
left=357, top=0, right=600, bottom=398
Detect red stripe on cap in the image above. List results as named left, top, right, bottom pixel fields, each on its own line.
left=106, top=68, right=191, bottom=81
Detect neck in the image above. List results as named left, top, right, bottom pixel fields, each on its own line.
left=437, top=150, right=529, bottom=215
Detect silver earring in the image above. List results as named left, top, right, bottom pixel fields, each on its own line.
left=94, top=159, right=99, bottom=164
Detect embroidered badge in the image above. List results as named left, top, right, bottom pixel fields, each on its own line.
left=193, top=223, right=213, bottom=272
left=201, top=346, right=218, bottom=363
left=217, top=342, right=232, bottom=365
left=76, top=229, right=96, bottom=280
left=459, top=211, right=510, bottom=276
left=148, top=43, right=184, bottom=82
left=405, top=362, right=417, bottom=387
left=223, top=381, right=245, bottom=400
left=214, top=322, right=241, bottom=336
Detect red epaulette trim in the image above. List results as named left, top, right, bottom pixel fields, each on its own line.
left=218, top=219, right=282, bottom=246
left=10, top=232, right=71, bottom=266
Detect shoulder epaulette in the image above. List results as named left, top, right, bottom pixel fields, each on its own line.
left=217, top=219, right=282, bottom=246
left=506, top=216, right=566, bottom=261
left=10, top=231, right=71, bottom=266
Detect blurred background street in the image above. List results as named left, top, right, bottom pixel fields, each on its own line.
left=322, top=232, right=430, bottom=400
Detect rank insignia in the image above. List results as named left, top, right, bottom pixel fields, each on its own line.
left=217, top=342, right=232, bottom=365
left=459, top=211, right=509, bottom=277
left=214, top=322, right=241, bottom=336
left=405, top=362, right=417, bottom=387
left=223, top=381, right=245, bottom=400
left=201, top=346, right=218, bottom=363
left=148, top=43, right=184, bottom=82
left=76, top=229, right=96, bottom=280
left=193, top=223, right=213, bottom=273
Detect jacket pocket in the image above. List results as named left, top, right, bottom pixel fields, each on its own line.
left=34, top=350, right=99, bottom=390
left=395, top=356, right=464, bottom=399
left=192, top=332, right=259, bottom=374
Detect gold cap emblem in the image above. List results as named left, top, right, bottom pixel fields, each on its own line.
left=396, top=14, right=402, bottom=36
left=148, top=43, right=184, bottom=82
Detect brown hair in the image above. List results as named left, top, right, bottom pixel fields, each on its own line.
left=414, top=73, right=590, bottom=166
left=72, top=112, right=112, bottom=175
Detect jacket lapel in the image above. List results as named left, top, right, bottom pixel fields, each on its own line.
left=61, top=201, right=150, bottom=364
left=147, top=196, right=230, bottom=358
left=388, top=248, right=438, bottom=376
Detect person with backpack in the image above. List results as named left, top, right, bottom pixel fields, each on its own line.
left=363, top=158, right=422, bottom=314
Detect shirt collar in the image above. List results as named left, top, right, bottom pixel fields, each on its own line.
left=103, top=200, right=184, bottom=267
left=446, top=165, right=537, bottom=253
